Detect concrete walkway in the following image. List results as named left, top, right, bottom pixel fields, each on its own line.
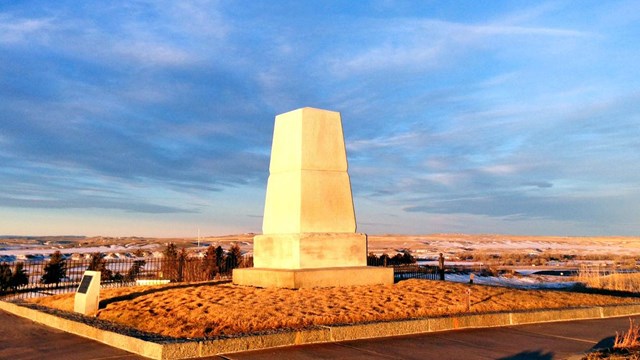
left=0, top=310, right=144, bottom=360
left=220, top=316, right=639, bottom=360
left=1, top=309, right=637, bottom=359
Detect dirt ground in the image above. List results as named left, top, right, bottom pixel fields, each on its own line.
left=31, top=279, right=640, bottom=339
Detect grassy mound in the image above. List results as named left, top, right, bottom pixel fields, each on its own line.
left=30, top=279, right=640, bottom=338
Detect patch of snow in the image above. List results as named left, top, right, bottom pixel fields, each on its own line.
left=445, top=273, right=576, bottom=290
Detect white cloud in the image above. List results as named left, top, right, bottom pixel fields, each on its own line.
left=111, top=41, right=195, bottom=66
left=348, top=132, right=429, bottom=151
left=479, top=164, right=520, bottom=175
left=0, top=14, right=53, bottom=44
left=330, top=16, right=592, bottom=76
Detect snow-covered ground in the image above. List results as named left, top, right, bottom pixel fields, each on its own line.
left=0, top=244, right=161, bottom=262
left=446, top=273, right=576, bottom=289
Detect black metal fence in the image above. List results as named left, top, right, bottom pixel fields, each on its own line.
left=1, top=255, right=440, bottom=300
left=393, top=265, right=440, bottom=282
left=0, top=255, right=253, bottom=300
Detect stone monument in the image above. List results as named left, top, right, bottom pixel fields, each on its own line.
left=74, top=270, right=101, bottom=315
left=233, top=107, right=393, bottom=288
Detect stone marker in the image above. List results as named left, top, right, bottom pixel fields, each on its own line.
left=74, top=270, right=101, bottom=315
left=233, top=107, right=393, bottom=288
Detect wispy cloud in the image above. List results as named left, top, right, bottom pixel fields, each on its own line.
left=0, top=14, right=53, bottom=44
left=329, top=17, right=592, bottom=76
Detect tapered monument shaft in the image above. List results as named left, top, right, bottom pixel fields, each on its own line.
left=233, top=107, right=393, bottom=288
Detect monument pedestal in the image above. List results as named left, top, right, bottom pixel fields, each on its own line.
left=233, top=266, right=393, bottom=288
left=235, top=232, right=394, bottom=288
left=253, top=233, right=367, bottom=269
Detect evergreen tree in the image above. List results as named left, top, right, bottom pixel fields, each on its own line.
left=228, top=243, right=242, bottom=269
left=202, top=245, right=218, bottom=280
left=10, top=262, right=29, bottom=290
left=164, top=243, right=178, bottom=259
left=125, top=260, right=146, bottom=282
left=161, top=243, right=179, bottom=280
left=401, top=250, right=416, bottom=264
left=41, top=251, right=67, bottom=286
left=87, top=252, right=112, bottom=279
left=0, top=263, right=11, bottom=292
left=87, top=252, right=103, bottom=271
left=177, top=247, right=188, bottom=282
left=367, top=253, right=380, bottom=266
left=215, top=246, right=224, bottom=268
left=380, top=253, right=390, bottom=267
left=391, top=253, right=404, bottom=265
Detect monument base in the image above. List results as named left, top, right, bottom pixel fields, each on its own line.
left=233, top=266, right=394, bottom=289
left=253, top=232, right=367, bottom=269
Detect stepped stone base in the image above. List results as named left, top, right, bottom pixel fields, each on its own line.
left=233, top=266, right=394, bottom=289
left=253, top=233, right=367, bottom=269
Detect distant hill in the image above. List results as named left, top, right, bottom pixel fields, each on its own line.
left=0, top=235, right=86, bottom=240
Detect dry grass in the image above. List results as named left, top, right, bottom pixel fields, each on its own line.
left=584, top=319, right=640, bottom=359
left=30, top=279, right=640, bottom=339
left=579, top=267, right=640, bottom=293
left=584, top=351, right=640, bottom=360
left=615, top=319, right=640, bottom=349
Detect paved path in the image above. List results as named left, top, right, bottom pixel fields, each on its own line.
left=0, top=310, right=144, bottom=360
left=219, top=316, right=638, bottom=360
left=1, top=309, right=637, bottom=360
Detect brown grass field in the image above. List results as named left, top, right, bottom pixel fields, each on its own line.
left=579, top=270, right=640, bottom=293
left=31, top=279, right=640, bottom=339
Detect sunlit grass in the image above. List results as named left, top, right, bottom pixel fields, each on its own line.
left=584, top=319, right=640, bottom=360
left=30, top=279, right=640, bottom=338
left=578, top=267, right=640, bottom=293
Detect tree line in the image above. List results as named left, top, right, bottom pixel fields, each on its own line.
left=161, top=242, right=247, bottom=282
left=0, top=243, right=249, bottom=294
left=367, top=250, right=416, bottom=266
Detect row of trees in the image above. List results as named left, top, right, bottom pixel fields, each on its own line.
left=84, top=252, right=147, bottom=284
left=1, top=251, right=150, bottom=291
left=161, top=243, right=248, bottom=282
left=2, top=243, right=249, bottom=294
left=367, top=250, right=416, bottom=266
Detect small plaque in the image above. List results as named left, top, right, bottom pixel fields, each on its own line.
left=74, top=270, right=100, bottom=316
left=77, top=275, right=93, bottom=294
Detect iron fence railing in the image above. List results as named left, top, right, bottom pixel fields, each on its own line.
left=0, top=255, right=253, bottom=299
left=392, top=265, right=440, bottom=282
left=1, top=255, right=440, bottom=299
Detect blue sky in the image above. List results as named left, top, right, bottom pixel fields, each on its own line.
left=1, top=1, right=639, bottom=237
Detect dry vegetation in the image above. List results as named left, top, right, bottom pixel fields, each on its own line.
left=31, top=279, right=640, bottom=339
left=584, top=319, right=640, bottom=360
left=579, top=268, right=640, bottom=293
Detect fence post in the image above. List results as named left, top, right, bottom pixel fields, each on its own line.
left=439, top=253, right=445, bottom=281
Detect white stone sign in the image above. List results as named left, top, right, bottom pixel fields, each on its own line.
left=74, top=270, right=101, bottom=316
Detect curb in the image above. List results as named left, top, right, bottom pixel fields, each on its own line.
left=3, top=300, right=640, bottom=359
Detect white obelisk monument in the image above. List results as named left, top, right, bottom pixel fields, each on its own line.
left=233, top=107, right=393, bottom=288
